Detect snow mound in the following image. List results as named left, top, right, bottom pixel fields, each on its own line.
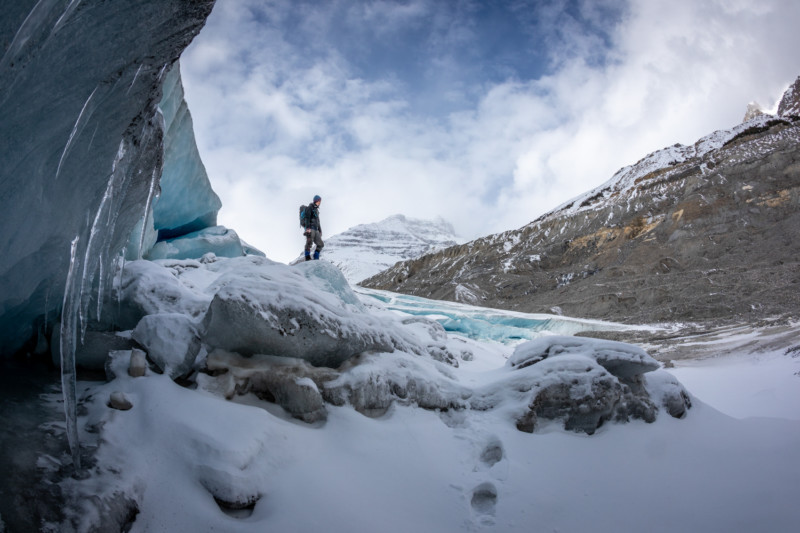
left=508, top=335, right=660, bottom=378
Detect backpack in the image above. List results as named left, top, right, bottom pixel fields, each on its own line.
left=299, top=204, right=308, bottom=228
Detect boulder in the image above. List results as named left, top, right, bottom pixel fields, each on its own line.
left=132, top=313, right=201, bottom=379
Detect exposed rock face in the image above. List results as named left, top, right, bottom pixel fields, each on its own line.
left=0, top=0, right=216, bottom=355
left=363, top=81, right=800, bottom=325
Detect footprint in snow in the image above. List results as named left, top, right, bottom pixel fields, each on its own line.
left=470, top=481, right=498, bottom=516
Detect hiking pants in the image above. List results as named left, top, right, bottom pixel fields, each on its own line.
left=305, top=229, right=324, bottom=254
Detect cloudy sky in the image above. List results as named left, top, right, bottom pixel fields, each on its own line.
left=180, top=0, right=800, bottom=263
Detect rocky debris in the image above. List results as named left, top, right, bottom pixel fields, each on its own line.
left=132, top=313, right=200, bottom=379
left=363, top=81, right=800, bottom=327
left=576, top=317, right=800, bottom=363
left=108, top=391, right=133, bottom=411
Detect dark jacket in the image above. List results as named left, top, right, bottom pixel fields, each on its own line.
left=306, top=203, right=321, bottom=232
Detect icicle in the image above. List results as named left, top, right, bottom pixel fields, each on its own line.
left=127, top=64, right=143, bottom=95
left=52, top=0, right=83, bottom=35
left=78, top=168, right=115, bottom=342
left=44, top=286, right=50, bottom=332
left=87, top=124, right=99, bottom=151
left=60, top=236, right=82, bottom=471
left=95, top=257, right=104, bottom=320
left=115, top=251, right=126, bottom=322
left=56, top=86, right=98, bottom=181
left=138, top=169, right=158, bottom=259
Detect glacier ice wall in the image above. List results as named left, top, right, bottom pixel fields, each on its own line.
left=0, top=0, right=216, bottom=355
left=153, top=62, right=222, bottom=240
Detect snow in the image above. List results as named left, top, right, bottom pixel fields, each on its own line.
left=541, top=113, right=792, bottom=223
left=60, top=257, right=800, bottom=532
left=667, top=350, right=800, bottom=421
left=320, top=214, right=463, bottom=283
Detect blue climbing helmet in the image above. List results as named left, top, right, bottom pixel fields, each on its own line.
left=313, top=195, right=321, bottom=203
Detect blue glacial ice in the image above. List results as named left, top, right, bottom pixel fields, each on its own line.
left=356, top=287, right=646, bottom=345
left=147, top=226, right=245, bottom=261
left=0, top=0, right=215, bottom=355
left=153, top=63, right=222, bottom=240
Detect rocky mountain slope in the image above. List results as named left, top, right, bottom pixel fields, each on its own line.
left=321, top=214, right=463, bottom=283
left=363, top=77, right=800, bottom=326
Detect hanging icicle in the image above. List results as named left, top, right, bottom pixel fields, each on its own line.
left=60, top=236, right=82, bottom=471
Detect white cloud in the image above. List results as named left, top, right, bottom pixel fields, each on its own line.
left=181, top=0, right=800, bottom=263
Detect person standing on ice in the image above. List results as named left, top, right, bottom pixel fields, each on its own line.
left=303, top=195, right=324, bottom=260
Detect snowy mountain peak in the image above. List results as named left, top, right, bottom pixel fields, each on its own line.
left=323, top=214, right=464, bottom=283
left=778, top=75, right=800, bottom=118
left=743, top=101, right=767, bottom=122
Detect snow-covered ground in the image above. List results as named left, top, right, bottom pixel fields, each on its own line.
left=667, top=349, right=800, bottom=421
left=61, top=260, right=800, bottom=533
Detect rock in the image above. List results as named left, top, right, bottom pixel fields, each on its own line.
left=129, top=348, right=148, bottom=378
left=132, top=313, right=200, bottom=379
left=109, top=391, right=133, bottom=411
left=513, top=356, right=623, bottom=435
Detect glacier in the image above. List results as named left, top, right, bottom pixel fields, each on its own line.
left=0, top=0, right=216, bottom=356
left=1, top=2, right=797, bottom=531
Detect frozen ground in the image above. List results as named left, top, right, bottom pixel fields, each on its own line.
left=49, top=278, right=800, bottom=533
